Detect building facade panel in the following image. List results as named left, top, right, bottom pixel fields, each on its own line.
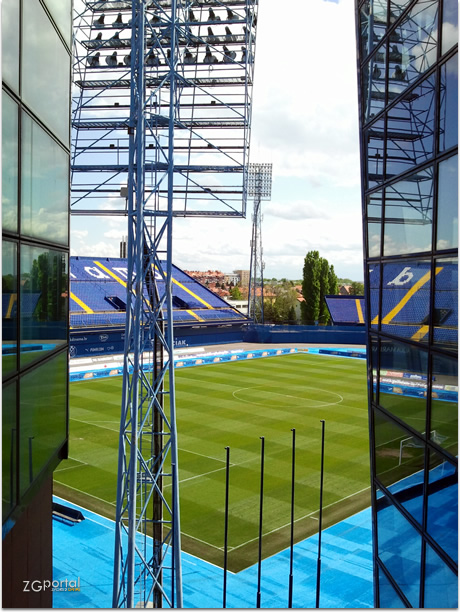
left=356, top=0, right=458, bottom=606
left=2, top=0, right=71, bottom=606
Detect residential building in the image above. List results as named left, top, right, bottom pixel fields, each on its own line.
left=2, top=0, right=72, bottom=606
left=356, top=0, right=458, bottom=606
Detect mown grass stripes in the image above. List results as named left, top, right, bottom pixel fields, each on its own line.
left=58, top=353, right=370, bottom=571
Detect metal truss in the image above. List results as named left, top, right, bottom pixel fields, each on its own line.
left=71, top=0, right=259, bottom=608
left=247, top=163, right=272, bottom=323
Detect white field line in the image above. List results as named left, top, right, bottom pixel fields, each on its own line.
left=70, top=416, right=119, bottom=433
left=231, top=386, right=344, bottom=409
left=164, top=465, right=228, bottom=488
left=179, top=447, right=229, bottom=464
left=54, top=481, right=116, bottom=506
left=229, top=484, right=372, bottom=552
left=54, top=460, right=89, bottom=473
left=181, top=531, right=223, bottom=551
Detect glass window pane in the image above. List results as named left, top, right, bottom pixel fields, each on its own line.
left=370, top=334, right=379, bottom=402
left=20, top=246, right=68, bottom=367
left=384, top=169, right=433, bottom=256
left=360, top=0, right=388, bottom=59
left=21, top=113, right=69, bottom=246
left=363, top=45, right=387, bottom=124
left=367, top=189, right=383, bottom=257
left=424, top=543, right=458, bottom=608
left=386, top=74, right=435, bottom=177
left=431, top=353, right=458, bottom=458
left=2, top=380, right=17, bottom=521
left=366, top=119, right=385, bottom=188
left=19, top=352, right=67, bottom=496
left=369, top=263, right=380, bottom=329
left=437, top=155, right=458, bottom=250
left=380, top=261, right=432, bottom=343
left=43, top=0, right=72, bottom=46
left=427, top=451, right=458, bottom=563
left=2, top=241, right=18, bottom=378
left=388, top=0, right=438, bottom=98
left=1, top=0, right=20, bottom=92
left=378, top=565, right=407, bottom=607
left=433, top=257, right=458, bottom=350
left=22, top=0, right=70, bottom=145
left=378, top=338, right=428, bottom=432
left=2, top=92, right=19, bottom=233
left=439, top=56, right=458, bottom=152
left=375, top=413, right=425, bottom=524
left=376, top=491, right=422, bottom=607
left=442, top=0, right=458, bottom=54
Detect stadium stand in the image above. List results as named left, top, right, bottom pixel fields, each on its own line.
left=325, top=295, right=365, bottom=325
left=69, top=256, right=247, bottom=328
left=326, top=261, right=457, bottom=348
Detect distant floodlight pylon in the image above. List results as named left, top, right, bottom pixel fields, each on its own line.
left=248, top=163, right=272, bottom=323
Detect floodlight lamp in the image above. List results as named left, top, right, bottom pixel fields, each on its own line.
left=248, top=163, right=273, bottom=199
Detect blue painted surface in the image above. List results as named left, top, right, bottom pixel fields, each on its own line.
left=53, top=496, right=373, bottom=609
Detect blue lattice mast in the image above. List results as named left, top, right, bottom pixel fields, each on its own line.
left=71, top=0, right=260, bottom=607
left=248, top=163, right=272, bottom=323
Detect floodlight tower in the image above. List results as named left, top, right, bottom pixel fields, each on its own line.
left=247, top=163, right=272, bottom=323
left=71, top=0, right=260, bottom=608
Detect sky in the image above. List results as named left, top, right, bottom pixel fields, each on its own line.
left=71, top=0, right=365, bottom=281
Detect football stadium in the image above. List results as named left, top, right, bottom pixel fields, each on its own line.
left=2, top=0, right=457, bottom=609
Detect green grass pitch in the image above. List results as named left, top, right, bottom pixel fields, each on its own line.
left=55, top=352, right=370, bottom=571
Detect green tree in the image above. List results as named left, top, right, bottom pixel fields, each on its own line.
left=301, top=250, right=321, bottom=324
left=230, top=286, right=243, bottom=300
left=349, top=281, right=364, bottom=295
left=328, top=265, right=339, bottom=295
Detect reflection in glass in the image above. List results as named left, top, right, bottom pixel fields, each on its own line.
left=2, top=241, right=18, bottom=377
left=22, top=0, right=70, bottom=145
left=388, top=0, right=438, bottom=98
left=2, top=92, right=19, bottom=233
left=431, top=353, right=458, bottom=456
left=437, top=155, right=458, bottom=249
left=20, top=246, right=68, bottom=367
left=427, top=451, right=458, bottom=563
left=370, top=335, right=379, bottom=402
left=439, top=56, right=458, bottom=152
left=442, top=0, right=458, bottom=54
left=386, top=74, right=435, bottom=177
left=360, top=0, right=388, bottom=59
left=380, top=260, right=431, bottom=342
left=369, top=263, right=380, bottom=328
left=367, top=190, right=383, bottom=257
left=19, top=352, right=67, bottom=495
left=374, top=409, right=425, bottom=491
left=378, top=338, right=428, bottom=431
left=21, top=114, right=69, bottom=246
left=363, top=45, right=386, bottom=124
left=43, top=0, right=72, bottom=46
left=433, top=257, right=458, bottom=350
left=1, top=0, right=20, bottom=92
left=378, top=565, right=406, bottom=607
left=366, top=119, right=385, bottom=188
left=383, top=168, right=433, bottom=255
left=376, top=492, right=422, bottom=606
left=2, top=381, right=17, bottom=521
left=424, top=543, right=458, bottom=608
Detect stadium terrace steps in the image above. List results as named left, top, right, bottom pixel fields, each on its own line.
left=69, top=256, right=246, bottom=327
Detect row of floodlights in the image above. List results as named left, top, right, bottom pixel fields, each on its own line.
left=88, top=24, right=251, bottom=47
left=88, top=44, right=252, bottom=67
left=93, top=7, right=255, bottom=27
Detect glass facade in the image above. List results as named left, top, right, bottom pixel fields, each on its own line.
left=2, top=0, right=70, bottom=530
left=356, top=0, right=458, bottom=606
